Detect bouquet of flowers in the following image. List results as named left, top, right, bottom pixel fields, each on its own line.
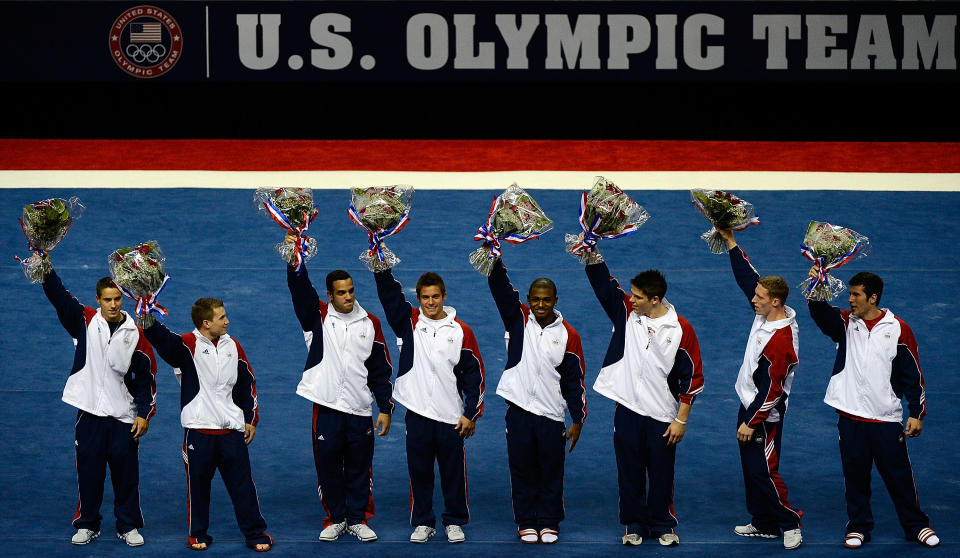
left=109, top=241, right=170, bottom=323
left=564, top=177, right=650, bottom=262
left=347, top=185, right=414, bottom=271
left=798, top=221, right=871, bottom=301
left=15, top=196, right=85, bottom=282
left=469, top=184, right=553, bottom=275
left=254, top=187, right=320, bottom=273
left=690, top=189, right=760, bottom=254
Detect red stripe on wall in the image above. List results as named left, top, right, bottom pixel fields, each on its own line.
left=1, top=140, right=958, bottom=173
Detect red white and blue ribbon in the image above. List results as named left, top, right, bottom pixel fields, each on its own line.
left=347, top=204, right=411, bottom=262
left=568, top=191, right=640, bottom=255
left=116, top=274, right=170, bottom=319
left=262, top=198, right=319, bottom=273
left=472, top=195, right=545, bottom=259
left=730, top=214, right=761, bottom=231
left=800, top=240, right=863, bottom=296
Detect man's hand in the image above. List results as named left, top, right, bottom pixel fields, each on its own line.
left=375, top=412, right=391, bottom=436
left=284, top=232, right=296, bottom=244
left=663, top=421, right=686, bottom=446
left=130, top=417, right=149, bottom=439
left=244, top=423, right=257, bottom=445
left=905, top=417, right=923, bottom=437
left=455, top=416, right=476, bottom=439
left=717, top=229, right=737, bottom=250
left=808, top=265, right=820, bottom=279
left=736, top=422, right=756, bottom=443
left=565, top=422, right=582, bottom=453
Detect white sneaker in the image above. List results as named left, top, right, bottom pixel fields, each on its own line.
left=734, top=523, right=778, bottom=539
left=917, top=528, right=940, bottom=548
left=118, top=528, right=144, bottom=547
left=518, top=528, right=539, bottom=544
left=783, top=528, right=802, bottom=550
left=622, top=533, right=642, bottom=546
left=347, top=523, right=378, bottom=542
left=318, top=521, right=347, bottom=541
left=539, top=528, right=558, bottom=544
left=659, top=532, right=680, bottom=546
left=410, top=525, right=436, bottom=543
left=71, top=529, right=100, bottom=545
left=445, top=524, right=465, bottom=543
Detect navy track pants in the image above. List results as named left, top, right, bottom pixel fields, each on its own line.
left=837, top=415, right=932, bottom=539
left=405, top=410, right=469, bottom=528
left=73, top=411, right=144, bottom=534
left=182, top=429, right=271, bottom=549
left=737, top=405, right=802, bottom=534
left=312, top=404, right=375, bottom=526
left=614, top=404, right=678, bottom=537
left=505, top=403, right=567, bottom=531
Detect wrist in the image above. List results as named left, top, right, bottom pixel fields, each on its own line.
left=673, top=417, right=687, bottom=425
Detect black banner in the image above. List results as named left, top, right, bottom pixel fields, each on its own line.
left=2, top=1, right=959, bottom=83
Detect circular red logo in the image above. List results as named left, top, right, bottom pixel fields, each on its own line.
left=109, top=5, right=183, bottom=78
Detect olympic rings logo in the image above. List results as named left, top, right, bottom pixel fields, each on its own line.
left=125, top=43, right=167, bottom=63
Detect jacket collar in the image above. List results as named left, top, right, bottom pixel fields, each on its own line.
left=327, top=301, right=369, bottom=325
left=529, top=308, right=565, bottom=332
left=418, top=305, right=457, bottom=328
left=192, top=328, right=231, bottom=347
left=94, top=309, right=136, bottom=332
left=758, top=305, right=797, bottom=333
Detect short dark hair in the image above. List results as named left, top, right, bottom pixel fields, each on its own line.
left=630, top=270, right=667, bottom=300
left=191, top=297, right=224, bottom=329
left=528, top=277, right=557, bottom=298
left=96, top=277, right=119, bottom=297
left=326, top=269, right=352, bottom=293
left=416, top=272, right=445, bottom=297
left=759, top=276, right=789, bottom=305
left=849, top=272, right=883, bottom=305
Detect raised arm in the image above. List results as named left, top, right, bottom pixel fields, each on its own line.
left=373, top=269, right=414, bottom=339
left=41, top=267, right=86, bottom=338
left=142, top=321, right=190, bottom=369
left=487, top=257, right=524, bottom=329
left=807, top=300, right=847, bottom=343
left=717, top=228, right=761, bottom=305
left=585, top=260, right=630, bottom=324
left=287, top=263, right=321, bottom=332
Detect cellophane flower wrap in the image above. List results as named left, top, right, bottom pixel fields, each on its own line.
left=564, top=177, right=650, bottom=263
left=254, top=187, right=319, bottom=273
left=798, top=221, right=871, bottom=301
left=691, top=189, right=760, bottom=254
left=16, top=197, right=85, bottom=282
left=347, top=185, right=414, bottom=272
left=469, top=184, right=553, bottom=276
left=108, top=241, right=170, bottom=324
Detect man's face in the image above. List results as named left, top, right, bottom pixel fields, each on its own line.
left=848, top=285, right=877, bottom=318
left=629, top=285, right=657, bottom=317
left=527, top=287, right=557, bottom=324
left=328, top=278, right=356, bottom=314
left=751, top=284, right=777, bottom=317
left=96, top=287, right=124, bottom=322
left=417, top=285, right=447, bottom=320
left=205, top=305, right=229, bottom=337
